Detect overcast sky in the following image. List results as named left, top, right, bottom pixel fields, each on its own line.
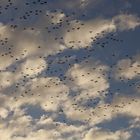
left=0, top=0, right=140, bottom=140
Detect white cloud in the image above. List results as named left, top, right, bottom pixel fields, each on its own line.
left=20, top=57, right=46, bottom=76
left=0, top=107, right=9, bottom=118
left=83, top=128, right=131, bottom=140
left=64, top=18, right=116, bottom=48
left=113, top=55, right=140, bottom=80
left=66, top=59, right=109, bottom=99
left=0, top=23, right=14, bottom=69
left=113, top=14, right=140, bottom=31
left=64, top=14, right=140, bottom=49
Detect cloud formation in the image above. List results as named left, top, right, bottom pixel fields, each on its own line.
left=0, top=0, right=140, bottom=140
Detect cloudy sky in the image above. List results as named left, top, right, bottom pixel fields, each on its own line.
left=0, top=0, right=140, bottom=140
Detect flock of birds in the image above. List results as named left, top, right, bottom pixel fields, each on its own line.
left=0, top=0, right=139, bottom=124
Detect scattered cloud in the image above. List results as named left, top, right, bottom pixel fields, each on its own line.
left=0, top=0, right=140, bottom=140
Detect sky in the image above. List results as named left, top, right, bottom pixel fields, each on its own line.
left=0, top=0, right=140, bottom=140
